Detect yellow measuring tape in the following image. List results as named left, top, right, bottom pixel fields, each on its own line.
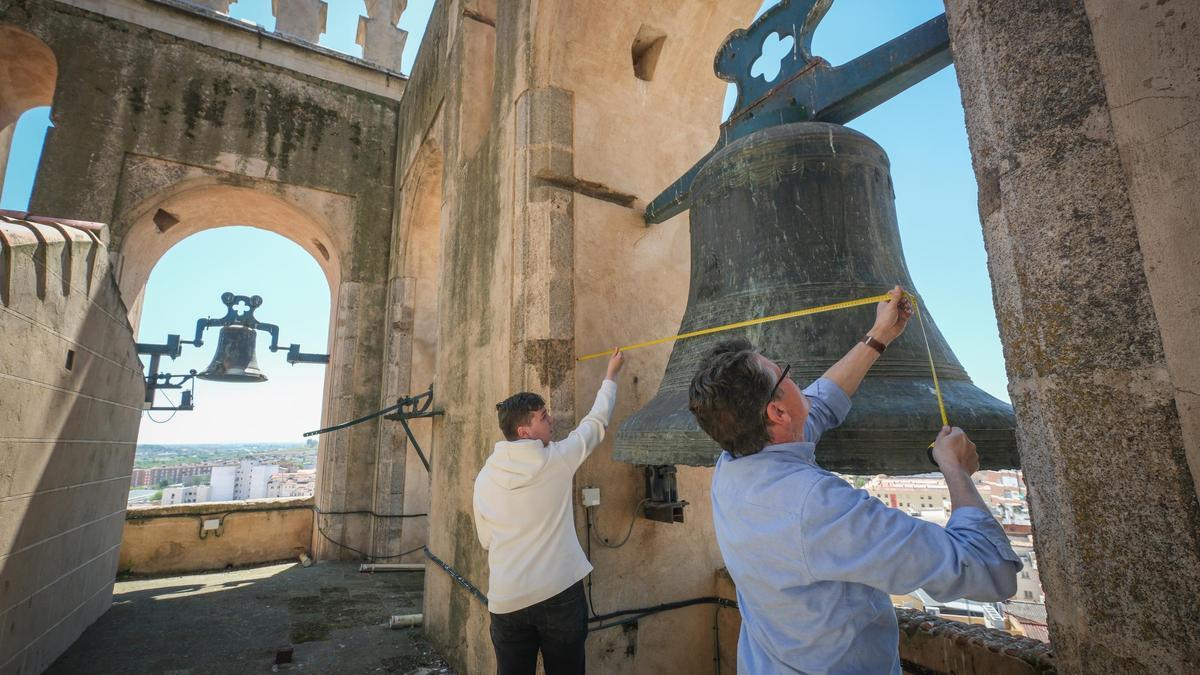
left=578, top=291, right=949, bottom=430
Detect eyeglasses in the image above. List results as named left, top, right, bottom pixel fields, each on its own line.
left=765, top=363, right=791, bottom=415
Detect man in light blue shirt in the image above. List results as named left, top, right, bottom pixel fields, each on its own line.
left=689, top=287, right=1021, bottom=674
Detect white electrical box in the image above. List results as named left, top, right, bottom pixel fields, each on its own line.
left=581, top=487, right=601, bottom=507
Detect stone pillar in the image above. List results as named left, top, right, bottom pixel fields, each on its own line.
left=1082, top=0, right=1200, bottom=500
left=512, top=86, right=576, bottom=428
left=946, top=1, right=1200, bottom=672
left=313, top=278, right=390, bottom=560
left=356, top=17, right=408, bottom=72
left=271, top=0, right=327, bottom=43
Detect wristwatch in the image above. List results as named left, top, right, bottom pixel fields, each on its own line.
left=862, top=335, right=888, bottom=354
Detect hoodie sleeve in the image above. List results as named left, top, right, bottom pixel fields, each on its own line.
left=472, top=477, right=493, bottom=550
left=554, top=379, right=617, bottom=471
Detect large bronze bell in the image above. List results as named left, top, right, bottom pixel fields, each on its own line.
left=614, top=122, right=1018, bottom=474
left=197, top=325, right=268, bottom=383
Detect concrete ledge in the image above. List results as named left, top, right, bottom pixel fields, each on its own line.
left=120, top=497, right=314, bottom=575
left=124, top=495, right=314, bottom=519
left=897, top=608, right=1056, bottom=675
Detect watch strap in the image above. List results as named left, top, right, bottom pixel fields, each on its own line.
left=862, top=335, right=887, bottom=354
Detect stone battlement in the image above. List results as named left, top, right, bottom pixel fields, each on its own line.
left=0, top=211, right=110, bottom=306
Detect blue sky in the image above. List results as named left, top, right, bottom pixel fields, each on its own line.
left=1, top=0, right=1007, bottom=445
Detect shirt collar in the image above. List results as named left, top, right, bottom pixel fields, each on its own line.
left=758, top=440, right=817, bottom=465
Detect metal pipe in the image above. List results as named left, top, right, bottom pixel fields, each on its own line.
left=389, top=613, right=423, bottom=629
left=359, top=563, right=424, bottom=572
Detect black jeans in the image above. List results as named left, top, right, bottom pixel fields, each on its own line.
left=489, top=580, right=587, bottom=675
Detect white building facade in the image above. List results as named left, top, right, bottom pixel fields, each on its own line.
left=209, top=460, right=280, bottom=501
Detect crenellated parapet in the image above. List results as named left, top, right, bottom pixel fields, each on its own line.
left=0, top=211, right=112, bottom=309
left=271, top=0, right=328, bottom=43
left=174, top=0, right=410, bottom=71
left=357, top=0, right=408, bottom=72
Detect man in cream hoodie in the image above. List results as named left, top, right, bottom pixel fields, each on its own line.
left=473, top=349, right=624, bottom=675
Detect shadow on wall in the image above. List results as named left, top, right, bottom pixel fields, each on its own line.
left=0, top=215, right=145, bottom=673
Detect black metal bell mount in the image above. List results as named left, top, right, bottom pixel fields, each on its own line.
left=135, top=291, right=330, bottom=413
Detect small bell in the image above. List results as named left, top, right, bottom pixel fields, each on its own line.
left=197, top=325, right=268, bottom=383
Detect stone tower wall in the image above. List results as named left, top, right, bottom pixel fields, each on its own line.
left=0, top=215, right=143, bottom=675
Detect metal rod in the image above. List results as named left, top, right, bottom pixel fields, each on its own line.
left=359, top=563, right=424, bottom=572
left=302, top=402, right=404, bottom=437
left=397, top=413, right=431, bottom=472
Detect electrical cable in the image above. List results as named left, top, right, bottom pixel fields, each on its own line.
left=420, top=541, right=740, bottom=631
left=588, top=499, right=647, bottom=549
left=312, top=507, right=428, bottom=518
left=313, top=514, right=427, bottom=561
left=588, top=597, right=741, bottom=633
left=584, top=506, right=599, bottom=618
left=588, top=596, right=738, bottom=624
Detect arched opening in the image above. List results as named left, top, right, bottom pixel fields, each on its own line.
left=132, top=226, right=330, bottom=502
left=113, top=183, right=350, bottom=571
left=114, top=183, right=347, bottom=568
left=115, top=181, right=343, bottom=328
left=0, top=24, right=56, bottom=208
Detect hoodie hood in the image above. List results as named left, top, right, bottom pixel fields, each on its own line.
left=484, top=439, right=550, bottom=489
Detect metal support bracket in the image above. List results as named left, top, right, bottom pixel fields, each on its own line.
left=383, top=386, right=443, bottom=473
left=644, top=0, right=952, bottom=224
left=136, top=335, right=196, bottom=411
left=643, top=465, right=688, bottom=523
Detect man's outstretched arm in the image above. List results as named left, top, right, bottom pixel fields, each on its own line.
left=821, top=285, right=912, bottom=397
left=557, top=349, right=624, bottom=469
left=796, top=428, right=1020, bottom=602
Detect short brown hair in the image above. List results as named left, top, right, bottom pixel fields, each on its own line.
left=687, top=338, right=777, bottom=457
left=495, top=392, right=545, bottom=442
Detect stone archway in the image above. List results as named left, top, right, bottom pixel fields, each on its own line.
left=112, top=175, right=396, bottom=561
left=114, top=179, right=345, bottom=329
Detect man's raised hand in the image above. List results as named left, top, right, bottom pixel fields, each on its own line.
left=605, top=348, right=625, bottom=381
left=870, top=285, right=914, bottom=345
left=931, top=426, right=980, bottom=475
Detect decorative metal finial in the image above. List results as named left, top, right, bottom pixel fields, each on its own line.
left=645, top=0, right=953, bottom=224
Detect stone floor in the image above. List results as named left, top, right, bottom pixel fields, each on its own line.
left=48, top=562, right=453, bottom=675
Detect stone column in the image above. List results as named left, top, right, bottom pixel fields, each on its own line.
left=314, top=278, right=390, bottom=560
left=357, top=0, right=408, bottom=71
left=1082, top=0, right=1200, bottom=500
left=512, top=86, right=576, bottom=427
left=272, top=0, right=327, bottom=43
left=946, top=1, right=1200, bottom=672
